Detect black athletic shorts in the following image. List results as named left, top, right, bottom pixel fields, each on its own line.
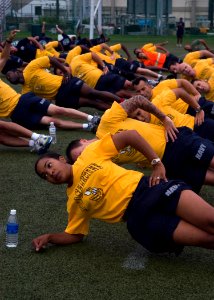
left=11, top=92, right=50, bottom=129
left=55, top=77, right=84, bottom=109
left=162, top=126, right=214, bottom=193
left=95, top=73, right=126, bottom=94
left=115, top=58, right=139, bottom=73
left=124, top=176, right=190, bottom=254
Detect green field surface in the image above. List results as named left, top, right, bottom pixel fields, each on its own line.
left=0, top=33, right=214, bottom=299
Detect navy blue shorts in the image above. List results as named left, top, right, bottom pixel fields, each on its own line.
left=124, top=176, right=190, bottom=254
left=162, top=126, right=214, bottom=192
left=193, top=118, right=214, bottom=142
left=115, top=58, right=139, bottom=73
left=55, top=77, right=84, bottom=109
left=11, top=92, right=50, bottom=129
left=186, top=97, right=214, bottom=120
left=95, top=73, right=126, bottom=94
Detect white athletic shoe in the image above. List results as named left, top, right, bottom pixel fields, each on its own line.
left=32, top=135, right=52, bottom=154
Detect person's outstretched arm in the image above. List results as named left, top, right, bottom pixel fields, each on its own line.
left=121, top=95, right=179, bottom=142
left=32, top=232, right=84, bottom=252
left=27, top=36, right=44, bottom=50
left=0, top=29, right=19, bottom=71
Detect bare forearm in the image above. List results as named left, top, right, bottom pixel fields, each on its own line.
left=100, top=43, right=114, bottom=55
left=200, top=50, right=214, bottom=58
left=121, top=95, right=166, bottom=122
left=49, top=56, right=68, bottom=74
left=91, top=52, right=106, bottom=68
left=0, top=42, right=10, bottom=71
left=48, top=232, right=83, bottom=245
left=0, top=30, right=19, bottom=70
left=178, top=79, right=200, bottom=96
left=28, top=37, right=43, bottom=50
left=173, top=88, right=200, bottom=110
left=112, top=130, right=159, bottom=162
left=121, top=44, right=132, bottom=59
left=32, top=232, right=84, bottom=251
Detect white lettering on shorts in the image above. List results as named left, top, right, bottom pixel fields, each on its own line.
left=195, top=143, right=206, bottom=160
left=40, top=98, right=46, bottom=105
left=165, top=184, right=180, bottom=197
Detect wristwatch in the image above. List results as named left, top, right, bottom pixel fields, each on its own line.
left=195, top=106, right=202, bottom=113
left=151, top=158, right=161, bottom=166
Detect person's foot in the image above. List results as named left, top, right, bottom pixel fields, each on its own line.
left=148, top=79, right=159, bottom=87
left=31, top=135, right=53, bottom=154
left=86, top=122, right=98, bottom=134
left=91, top=113, right=101, bottom=126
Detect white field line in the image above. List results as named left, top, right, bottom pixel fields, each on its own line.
left=122, top=245, right=150, bottom=270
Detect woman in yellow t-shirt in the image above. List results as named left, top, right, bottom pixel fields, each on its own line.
left=33, top=130, right=214, bottom=258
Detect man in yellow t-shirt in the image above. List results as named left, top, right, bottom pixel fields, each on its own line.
left=169, top=56, right=214, bottom=81
left=90, top=43, right=163, bottom=81
left=0, top=29, right=52, bottom=152
left=66, top=96, right=214, bottom=193
left=132, top=77, right=214, bottom=121
left=5, top=56, right=121, bottom=111
left=70, top=52, right=137, bottom=98
left=146, top=88, right=214, bottom=143
left=32, top=130, right=214, bottom=257
left=0, top=77, right=100, bottom=132
left=183, top=50, right=214, bottom=68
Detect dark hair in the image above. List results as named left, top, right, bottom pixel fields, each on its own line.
left=132, top=76, right=148, bottom=86
left=191, top=78, right=201, bottom=84
left=66, top=139, right=82, bottom=164
left=133, top=48, right=140, bottom=54
left=6, top=69, right=20, bottom=84
left=168, top=59, right=179, bottom=67
left=53, top=62, right=70, bottom=75
left=34, top=152, right=62, bottom=179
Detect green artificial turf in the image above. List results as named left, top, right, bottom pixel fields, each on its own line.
left=0, top=33, right=214, bottom=299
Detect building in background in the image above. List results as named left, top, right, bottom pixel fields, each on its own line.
left=1, top=0, right=214, bottom=36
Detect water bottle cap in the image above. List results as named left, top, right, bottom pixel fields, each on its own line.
left=50, top=122, right=54, bottom=125
left=10, top=209, right=16, bottom=215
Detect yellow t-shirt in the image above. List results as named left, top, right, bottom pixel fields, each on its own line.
left=35, top=48, right=54, bottom=59
left=90, top=45, right=116, bottom=65
left=194, top=60, right=214, bottom=81
left=205, top=73, right=214, bottom=101
left=152, top=79, right=189, bottom=114
left=142, top=43, right=157, bottom=52
left=65, top=133, right=143, bottom=235
left=22, top=56, right=63, bottom=99
left=96, top=101, right=167, bottom=165
left=151, top=89, right=195, bottom=129
left=45, top=41, right=60, bottom=57
left=104, top=43, right=122, bottom=59
left=71, top=53, right=103, bottom=88
left=183, top=51, right=201, bottom=68
left=65, top=46, right=83, bottom=65
left=0, top=79, right=20, bottom=117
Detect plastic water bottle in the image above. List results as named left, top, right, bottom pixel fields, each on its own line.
left=6, top=209, right=19, bottom=248
left=49, top=122, right=57, bottom=144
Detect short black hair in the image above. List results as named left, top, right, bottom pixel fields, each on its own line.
left=66, top=139, right=82, bottom=164
left=132, top=76, right=148, bottom=86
